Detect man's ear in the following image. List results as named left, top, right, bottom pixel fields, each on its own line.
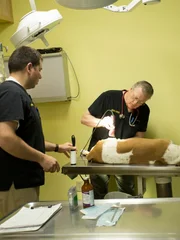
left=26, top=62, right=33, bottom=73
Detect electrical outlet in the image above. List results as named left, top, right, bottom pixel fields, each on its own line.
left=76, top=181, right=83, bottom=192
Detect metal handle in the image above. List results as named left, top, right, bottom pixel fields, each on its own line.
left=71, top=135, right=76, bottom=146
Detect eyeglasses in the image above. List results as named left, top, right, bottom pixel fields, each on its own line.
left=129, top=91, right=146, bottom=105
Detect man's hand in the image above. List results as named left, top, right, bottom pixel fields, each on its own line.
left=40, top=154, right=60, bottom=173
left=100, top=116, right=115, bottom=130
left=100, top=116, right=115, bottom=137
left=58, top=142, right=77, bottom=158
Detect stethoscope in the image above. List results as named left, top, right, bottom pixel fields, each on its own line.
left=113, top=90, right=139, bottom=127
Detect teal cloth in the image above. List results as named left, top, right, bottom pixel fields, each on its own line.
left=96, top=207, right=125, bottom=227
left=80, top=203, right=113, bottom=219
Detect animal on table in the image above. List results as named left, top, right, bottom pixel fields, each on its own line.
left=85, top=138, right=180, bottom=166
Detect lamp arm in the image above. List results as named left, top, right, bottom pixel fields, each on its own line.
left=126, top=0, right=141, bottom=11
left=39, top=35, right=49, bottom=47
left=29, top=0, right=37, bottom=11
left=104, top=0, right=141, bottom=12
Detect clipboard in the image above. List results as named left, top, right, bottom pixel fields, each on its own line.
left=0, top=201, right=62, bottom=233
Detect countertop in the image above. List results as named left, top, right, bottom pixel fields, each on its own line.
left=1, top=198, right=180, bottom=239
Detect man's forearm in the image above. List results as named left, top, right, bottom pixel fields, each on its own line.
left=45, top=141, right=57, bottom=152
left=0, top=133, right=44, bottom=164
left=81, top=114, right=102, bottom=128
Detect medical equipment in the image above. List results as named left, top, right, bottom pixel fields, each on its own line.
left=112, top=109, right=139, bottom=127
left=81, top=176, right=94, bottom=208
left=128, top=110, right=139, bottom=127
left=70, top=135, right=76, bottom=165
left=104, top=0, right=160, bottom=12
left=68, top=186, right=78, bottom=211
left=80, top=109, right=115, bottom=157
left=11, top=0, right=160, bottom=48
left=55, top=0, right=160, bottom=10
left=56, top=0, right=117, bottom=9
left=4, top=51, right=71, bottom=103
left=111, top=90, right=139, bottom=127
left=11, top=0, right=62, bottom=48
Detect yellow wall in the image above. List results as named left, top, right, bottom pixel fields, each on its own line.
left=0, top=0, right=180, bottom=200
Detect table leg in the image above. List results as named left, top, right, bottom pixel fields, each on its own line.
left=155, top=177, right=172, bottom=197
left=136, top=176, right=146, bottom=197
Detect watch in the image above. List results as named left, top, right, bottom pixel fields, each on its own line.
left=54, top=144, right=59, bottom=152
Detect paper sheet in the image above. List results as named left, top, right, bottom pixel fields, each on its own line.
left=0, top=203, right=62, bottom=233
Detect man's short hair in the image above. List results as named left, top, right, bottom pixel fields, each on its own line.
left=8, top=46, right=42, bottom=74
left=132, top=80, right=154, bottom=97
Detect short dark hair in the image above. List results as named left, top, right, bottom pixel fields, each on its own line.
left=8, top=46, right=42, bottom=73
left=132, top=80, right=154, bottom=97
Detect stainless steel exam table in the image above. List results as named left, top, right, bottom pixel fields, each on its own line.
left=1, top=198, right=180, bottom=239
left=62, top=157, right=180, bottom=197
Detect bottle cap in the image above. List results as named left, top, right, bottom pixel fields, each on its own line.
left=83, top=176, right=89, bottom=181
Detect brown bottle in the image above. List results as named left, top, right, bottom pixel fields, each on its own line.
left=81, top=177, right=94, bottom=208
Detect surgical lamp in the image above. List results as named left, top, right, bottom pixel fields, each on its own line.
left=55, top=0, right=118, bottom=9
left=11, top=0, right=160, bottom=48
left=104, top=0, right=160, bottom=12
left=11, top=0, right=62, bottom=48
left=55, top=0, right=160, bottom=10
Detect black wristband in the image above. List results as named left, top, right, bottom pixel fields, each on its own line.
left=54, top=144, right=59, bottom=152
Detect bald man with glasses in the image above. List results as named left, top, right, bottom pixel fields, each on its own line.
left=81, top=81, right=154, bottom=199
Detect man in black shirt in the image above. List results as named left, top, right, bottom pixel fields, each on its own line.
left=81, top=81, right=154, bottom=199
left=0, top=46, right=76, bottom=217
